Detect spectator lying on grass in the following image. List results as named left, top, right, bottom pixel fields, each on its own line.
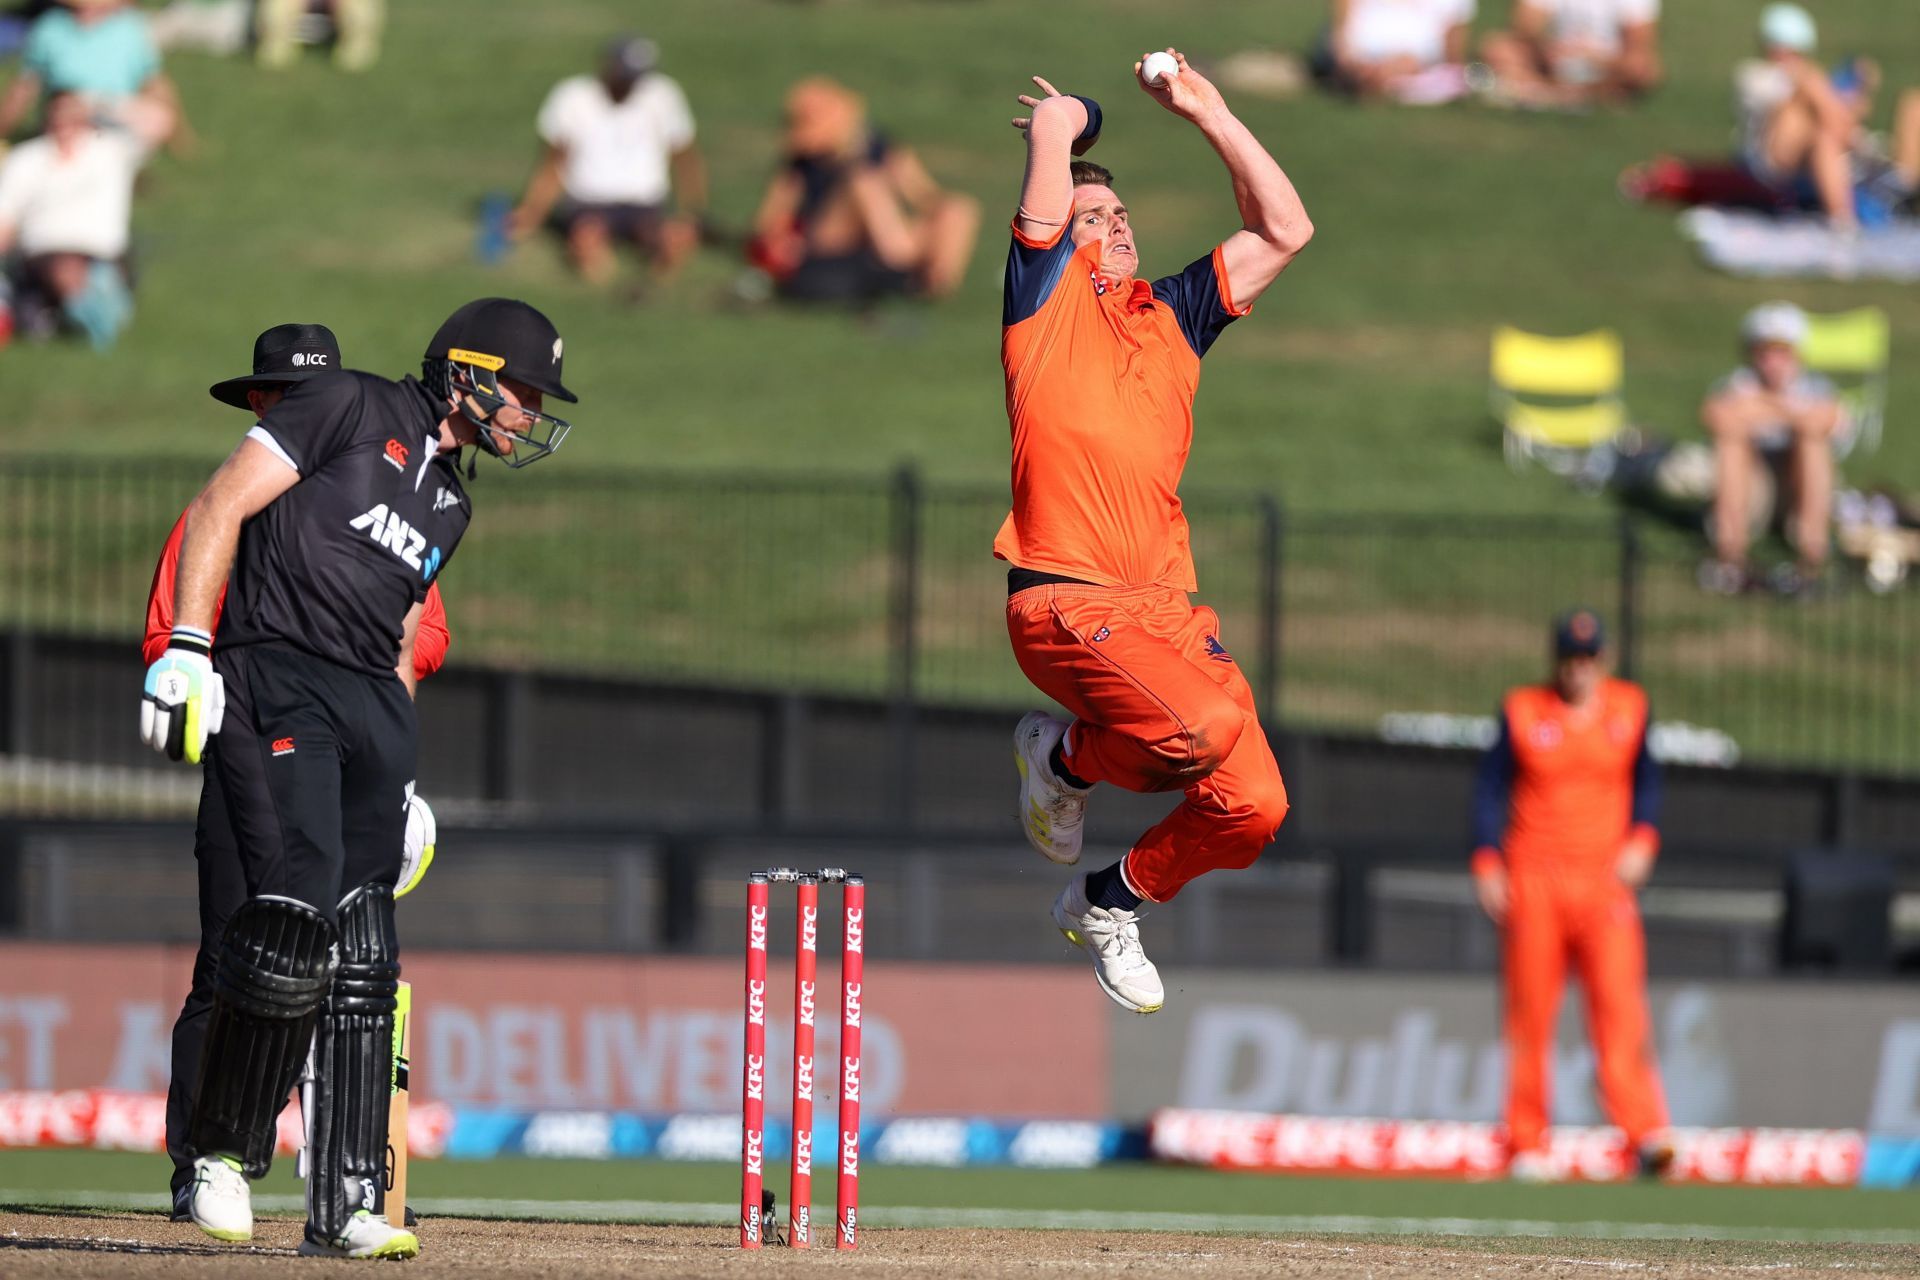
left=253, top=0, right=385, bottom=71
left=0, top=88, right=138, bottom=349
left=0, top=0, right=189, bottom=153
left=1480, top=0, right=1662, bottom=109
left=745, top=76, right=980, bottom=306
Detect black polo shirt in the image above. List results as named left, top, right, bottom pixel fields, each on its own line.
left=217, top=371, right=472, bottom=678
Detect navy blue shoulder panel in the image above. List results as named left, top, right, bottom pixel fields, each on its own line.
left=1151, top=252, right=1240, bottom=358
left=1003, top=229, right=1077, bottom=327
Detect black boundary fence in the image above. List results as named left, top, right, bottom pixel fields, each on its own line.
left=1, top=453, right=1917, bottom=973
left=1, top=455, right=1915, bottom=798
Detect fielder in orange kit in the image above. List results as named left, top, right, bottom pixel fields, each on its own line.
left=997, top=52, right=1313, bottom=1013
left=1472, top=609, right=1672, bottom=1179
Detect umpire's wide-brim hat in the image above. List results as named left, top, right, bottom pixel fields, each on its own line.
left=426, top=298, right=577, bottom=403
left=209, top=323, right=343, bottom=409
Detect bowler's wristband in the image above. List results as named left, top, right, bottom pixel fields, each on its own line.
left=1070, top=95, right=1102, bottom=145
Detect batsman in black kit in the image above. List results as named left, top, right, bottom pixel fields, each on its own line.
left=139, top=298, right=577, bottom=1259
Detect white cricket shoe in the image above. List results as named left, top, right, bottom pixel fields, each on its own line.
left=188, top=1155, right=252, bottom=1242
left=298, top=1210, right=422, bottom=1260
left=1014, top=711, right=1088, bottom=865
left=1051, top=872, right=1164, bottom=1014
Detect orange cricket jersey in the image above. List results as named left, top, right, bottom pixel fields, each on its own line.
left=1479, top=679, right=1659, bottom=878
left=993, top=223, right=1249, bottom=590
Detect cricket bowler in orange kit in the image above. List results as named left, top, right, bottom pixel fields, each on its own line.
left=996, top=52, right=1313, bottom=1014
left=1472, top=609, right=1671, bottom=1180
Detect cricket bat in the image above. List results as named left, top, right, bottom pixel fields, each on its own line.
left=388, top=979, right=412, bottom=1223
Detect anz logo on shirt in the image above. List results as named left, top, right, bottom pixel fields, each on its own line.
left=349, top=503, right=445, bottom=582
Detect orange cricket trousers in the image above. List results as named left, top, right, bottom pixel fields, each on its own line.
left=1006, top=582, right=1290, bottom=902
left=1504, top=873, right=1668, bottom=1154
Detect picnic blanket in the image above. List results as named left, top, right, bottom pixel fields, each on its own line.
left=1681, top=207, right=1920, bottom=281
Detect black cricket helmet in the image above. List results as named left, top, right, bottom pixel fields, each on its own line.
left=423, top=298, right=577, bottom=468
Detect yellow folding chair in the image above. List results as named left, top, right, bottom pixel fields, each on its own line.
left=1800, top=307, right=1890, bottom=460
left=1489, top=327, right=1627, bottom=478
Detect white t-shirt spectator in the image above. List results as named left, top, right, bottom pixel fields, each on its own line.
left=536, top=73, right=695, bottom=207
left=1711, top=367, right=1843, bottom=452
left=0, top=126, right=140, bottom=258
left=1540, top=0, right=1659, bottom=55
left=1343, top=0, right=1477, bottom=66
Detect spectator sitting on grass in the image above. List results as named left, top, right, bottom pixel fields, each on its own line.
left=1479, top=0, right=1662, bottom=109
left=0, top=88, right=138, bottom=349
left=253, top=0, right=385, bottom=71
left=1697, top=303, right=1842, bottom=597
left=1316, top=0, right=1476, bottom=104
left=507, top=35, right=706, bottom=292
left=745, top=76, right=980, bottom=305
left=0, top=0, right=188, bottom=152
left=1736, top=4, right=1920, bottom=230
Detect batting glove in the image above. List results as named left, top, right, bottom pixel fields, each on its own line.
left=397, top=790, right=436, bottom=898
left=140, top=627, right=225, bottom=764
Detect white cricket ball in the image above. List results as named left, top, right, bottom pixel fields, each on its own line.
left=1142, top=51, right=1179, bottom=86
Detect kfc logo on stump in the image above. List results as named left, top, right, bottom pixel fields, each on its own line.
left=843, top=982, right=863, bottom=1030
left=841, top=1054, right=861, bottom=1104
left=748, top=902, right=768, bottom=952
left=844, top=907, right=864, bottom=955
left=745, top=1052, right=764, bottom=1103
left=747, top=979, right=766, bottom=1028
left=840, top=1126, right=860, bottom=1176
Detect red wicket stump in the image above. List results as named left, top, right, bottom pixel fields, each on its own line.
left=740, top=868, right=864, bottom=1251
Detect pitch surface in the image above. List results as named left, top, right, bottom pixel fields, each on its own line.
left=6, top=1209, right=1920, bottom=1279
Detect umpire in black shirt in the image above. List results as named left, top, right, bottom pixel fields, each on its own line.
left=139, top=298, right=576, bottom=1259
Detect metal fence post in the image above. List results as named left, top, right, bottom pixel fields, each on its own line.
left=658, top=835, right=701, bottom=952
left=1616, top=514, right=1640, bottom=680
left=3, top=630, right=30, bottom=757
left=888, top=464, right=921, bottom=826
left=760, top=693, right=810, bottom=828
left=483, top=670, right=530, bottom=804
left=1823, top=774, right=1862, bottom=847
left=0, top=823, right=23, bottom=933
left=1258, top=494, right=1284, bottom=725
left=1329, top=850, right=1372, bottom=965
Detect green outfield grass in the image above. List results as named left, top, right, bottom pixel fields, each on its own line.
left=9, top=0, right=1919, bottom=509
left=6, top=0, right=1919, bottom=778
left=3, top=1150, right=1915, bottom=1243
